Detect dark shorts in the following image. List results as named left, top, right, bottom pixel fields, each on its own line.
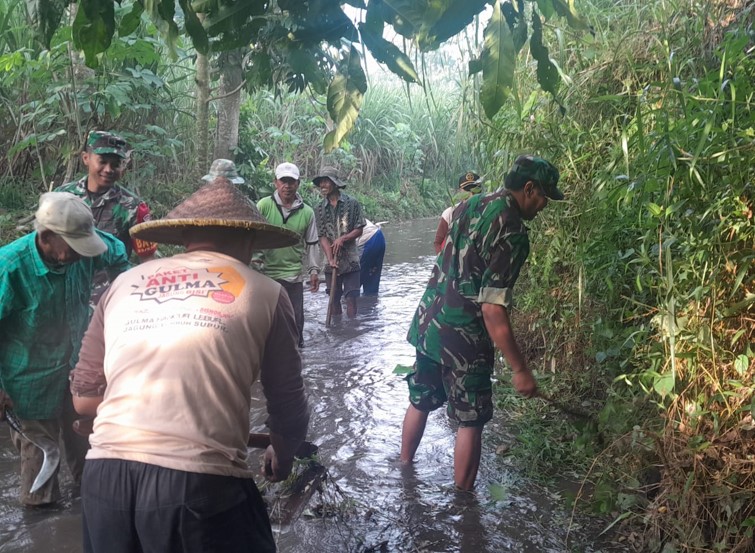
left=81, top=459, right=275, bottom=553
left=406, top=350, right=494, bottom=427
left=325, top=269, right=361, bottom=301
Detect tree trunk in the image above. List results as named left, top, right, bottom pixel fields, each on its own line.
left=63, top=4, right=86, bottom=184
left=196, top=50, right=210, bottom=181
left=213, top=49, right=245, bottom=161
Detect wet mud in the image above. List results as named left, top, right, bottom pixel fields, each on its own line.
left=1, top=218, right=628, bottom=552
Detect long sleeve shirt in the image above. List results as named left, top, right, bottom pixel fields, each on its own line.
left=70, top=251, right=310, bottom=477
left=0, top=230, right=128, bottom=419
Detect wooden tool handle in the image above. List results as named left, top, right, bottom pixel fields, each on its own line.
left=248, top=432, right=319, bottom=459
left=247, top=432, right=272, bottom=449
left=325, top=268, right=338, bottom=326
left=74, top=420, right=318, bottom=458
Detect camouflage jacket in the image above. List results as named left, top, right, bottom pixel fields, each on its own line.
left=56, top=177, right=156, bottom=303
left=56, top=176, right=156, bottom=259
left=315, top=192, right=366, bottom=274
left=407, top=189, right=530, bottom=371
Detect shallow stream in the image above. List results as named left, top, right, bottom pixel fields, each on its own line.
left=0, top=217, right=625, bottom=552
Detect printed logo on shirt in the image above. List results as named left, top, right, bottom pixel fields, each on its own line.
left=130, top=265, right=245, bottom=304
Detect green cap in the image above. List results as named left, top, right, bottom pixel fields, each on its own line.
left=87, top=131, right=129, bottom=159
left=505, top=155, right=563, bottom=200
left=203, top=158, right=245, bottom=184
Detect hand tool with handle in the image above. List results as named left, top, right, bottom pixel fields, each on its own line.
left=5, top=407, right=61, bottom=494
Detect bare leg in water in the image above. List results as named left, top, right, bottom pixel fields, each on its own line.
left=400, top=405, right=428, bottom=464
left=345, top=296, right=357, bottom=318
left=401, top=405, right=483, bottom=491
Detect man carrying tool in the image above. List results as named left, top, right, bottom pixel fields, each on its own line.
left=56, top=130, right=158, bottom=303
left=70, top=177, right=310, bottom=553
left=313, top=166, right=365, bottom=319
left=256, top=162, right=321, bottom=348
left=0, top=192, right=128, bottom=506
left=400, top=155, right=563, bottom=491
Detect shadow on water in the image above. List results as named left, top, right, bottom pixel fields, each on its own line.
left=0, top=218, right=628, bottom=552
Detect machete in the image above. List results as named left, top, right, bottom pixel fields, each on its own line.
left=4, top=407, right=61, bottom=494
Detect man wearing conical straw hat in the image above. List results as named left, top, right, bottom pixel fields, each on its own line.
left=70, top=177, right=310, bottom=553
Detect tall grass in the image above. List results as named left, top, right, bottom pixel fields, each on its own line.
left=0, top=0, right=481, bottom=226
left=235, top=79, right=479, bottom=221
left=480, top=0, right=754, bottom=550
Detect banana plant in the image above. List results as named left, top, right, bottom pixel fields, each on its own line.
left=24, top=0, right=591, bottom=151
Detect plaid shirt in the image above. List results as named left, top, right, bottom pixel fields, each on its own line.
left=0, top=231, right=128, bottom=419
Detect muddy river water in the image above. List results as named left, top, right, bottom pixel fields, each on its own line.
left=0, top=217, right=626, bottom=552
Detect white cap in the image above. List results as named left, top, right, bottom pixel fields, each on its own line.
left=275, top=162, right=300, bottom=181
left=35, top=192, right=107, bottom=257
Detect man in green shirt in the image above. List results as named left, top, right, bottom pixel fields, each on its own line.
left=256, top=162, right=320, bottom=348
left=400, top=155, right=563, bottom=491
left=0, top=192, right=129, bottom=506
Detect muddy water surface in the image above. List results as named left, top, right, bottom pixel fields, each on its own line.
left=0, top=217, right=625, bottom=552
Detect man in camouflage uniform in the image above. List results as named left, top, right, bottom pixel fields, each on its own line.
left=313, top=166, right=365, bottom=319
left=56, top=131, right=157, bottom=302
left=400, top=155, right=563, bottom=491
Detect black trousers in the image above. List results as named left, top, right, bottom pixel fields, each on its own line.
left=82, top=459, right=275, bottom=553
left=276, top=280, right=304, bottom=347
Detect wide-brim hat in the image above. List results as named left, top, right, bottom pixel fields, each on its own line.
left=130, top=177, right=298, bottom=249
left=202, top=158, right=245, bottom=185
left=203, top=173, right=245, bottom=185
left=312, top=166, right=346, bottom=189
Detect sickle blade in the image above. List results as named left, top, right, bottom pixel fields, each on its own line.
left=28, top=435, right=61, bottom=493
left=5, top=408, right=62, bottom=494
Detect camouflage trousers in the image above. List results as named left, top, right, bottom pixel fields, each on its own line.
left=405, top=350, right=494, bottom=427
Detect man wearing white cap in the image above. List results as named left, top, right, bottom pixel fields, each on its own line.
left=255, top=162, right=320, bottom=348
left=0, top=192, right=128, bottom=506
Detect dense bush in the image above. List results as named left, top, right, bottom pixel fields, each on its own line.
left=486, top=1, right=754, bottom=550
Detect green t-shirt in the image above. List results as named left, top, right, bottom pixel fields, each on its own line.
left=256, top=195, right=318, bottom=281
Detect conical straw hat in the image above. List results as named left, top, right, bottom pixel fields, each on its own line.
left=130, top=177, right=298, bottom=249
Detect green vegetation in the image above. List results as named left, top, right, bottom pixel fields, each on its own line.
left=0, top=1, right=753, bottom=551
left=487, top=1, right=754, bottom=551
